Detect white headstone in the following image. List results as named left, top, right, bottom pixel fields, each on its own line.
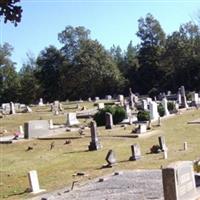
left=149, top=101, right=159, bottom=120
left=142, top=99, right=148, bottom=110
left=38, top=98, right=44, bottom=106
left=28, top=170, right=45, bottom=193
left=66, top=112, right=80, bottom=126
left=10, top=102, right=16, bottom=114
left=49, top=119, right=54, bottom=129
left=118, top=95, right=124, bottom=106
left=19, top=125, right=24, bottom=135
left=97, top=103, right=105, bottom=109
left=162, top=98, right=170, bottom=116
left=137, top=123, right=147, bottom=134
left=184, top=142, right=188, bottom=151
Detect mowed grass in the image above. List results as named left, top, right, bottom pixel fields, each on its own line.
left=0, top=105, right=200, bottom=199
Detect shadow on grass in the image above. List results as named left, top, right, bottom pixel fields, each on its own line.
left=101, top=135, right=135, bottom=139
left=37, top=137, right=82, bottom=140
left=97, top=159, right=130, bottom=170
left=63, top=149, right=89, bottom=154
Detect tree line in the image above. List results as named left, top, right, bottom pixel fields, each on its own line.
left=1, top=13, right=200, bottom=104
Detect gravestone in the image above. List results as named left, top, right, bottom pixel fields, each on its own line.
left=66, top=112, right=80, bottom=126
left=38, top=98, right=44, bottom=106
left=118, top=95, right=124, bottom=106
left=10, top=102, right=16, bottom=114
left=149, top=101, right=159, bottom=120
left=2, top=103, right=10, bottom=114
left=105, top=95, right=112, bottom=100
left=97, top=102, right=105, bottom=109
left=158, top=136, right=167, bottom=151
left=105, top=112, right=113, bottom=129
left=105, top=149, right=116, bottom=167
left=177, top=91, right=182, bottom=105
left=180, top=86, right=188, bottom=108
left=19, top=125, right=24, bottom=135
left=88, top=97, right=92, bottom=102
left=129, top=143, right=141, bottom=161
left=162, top=97, right=170, bottom=116
left=24, top=120, right=49, bottom=139
left=28, top=170, right=45, bottom=194
left=26, top=106, right=32, bottom=113
left=136, top=123, right=147, bottom=134
left=129, top=88, right=135, bottom=109
left=191, top=92, right=199, bottom=106
left=95, top=97, right=100, bottom=101
left=88, top=121, right=102, bottom=151
left=142, top=99, right=148, bottom=111
left=162, top=161, right=198, bottom=200
left=49, top=119, right=54, bottom=129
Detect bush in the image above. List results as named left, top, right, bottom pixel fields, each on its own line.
left=148, top=87, right=159, bottom=99
left=94, top=106, right=126, bottom=126
left=167, top=101, right=175, bottom=112
left=137, top=110, right=150, bottom=121
left=158, top=103, right=165, bottom=117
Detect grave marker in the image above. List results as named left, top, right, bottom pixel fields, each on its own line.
left=105, top=112, right=113, bottom=129
left=129, top=143, right=141, bottom=161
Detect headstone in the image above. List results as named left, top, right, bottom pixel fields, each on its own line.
left=105, top=112, right=113, bottom=129
left=167, top=91, right=171, bottom=96
left=49, top=119, right=54, bottom=129
left=162, top=97, right=170, bottom=116
left=180, top=86, right=188, bottom=108
left=129, top=88, right=134, bottom=109
left=24, top=120, right=49, bottom=139
left=38, top=98, right=44, bottom=106
left=2, top=103, right=11, bottom=114
left=191, top=92, right=199, bottom=106
left=184, top=142, right=188, bottom=151
left=163, top=149, right=168, bottom=159
left=158, top=136, right=167, bottom=151
left=26, top=106, right=32, bottom=113
left=105, top=149, right=116, bottom=166
left=95, top=97, right=100, bottom=101
left=129, top=143, right=141, bottom=161
left=136, top=123, right=147, bottom=134
left=177, top=91, right=182, bottom=105
left=19, top=125, right=24, bottom=135
left=28, top=170, right=45, bottom=193
left=118, top=95, right=124, bottom=106
left=157, top=116, right=161, bottom=126
left=88, top=121, right=102, bottom=151
left=162, top=161, right=197, bottom=200
left=10, top=102, right=16, bottom=114
left=105, top=95, right=112, bottom=100
left=66, top=112, right=80, bottom=126
left=149, top=101, right=159, bottom=120
left=88, top=97, right=92, bottom=102
left=97, top=102, right=105, bottom=109
left=142, top=99, right=148, bottom=111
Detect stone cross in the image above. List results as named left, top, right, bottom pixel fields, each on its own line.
left=88, top=121, right=102, bottom=151
left=28, top=170, right=45, bottom=194
left=129, top=143, right=141, bottom=161
left=105, top=112, right=113, bottom=129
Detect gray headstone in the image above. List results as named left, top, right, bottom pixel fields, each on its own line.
left=129, top=143, right=141, bottom=161
left=105, top=112, right=113, bottom=129
left=66, top=112, right=80, bottom=126
left=158, top=136, right=167, bottom=151
left=88, top=121, right=102, bottom=151
left=105, top=149, right=116, bottom=166
left=180, top=86, right=188, bottom=108
left=24, top=120, right=49, bottom=139
left=10, top=102, right=16, bottom=114
left=162, top=161, right=197, bottom=200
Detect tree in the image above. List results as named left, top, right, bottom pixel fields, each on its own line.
left=19, top=53, right=40, bottom=104
left=0, top=0, right=22, bottom=26
left=136, top=13, right=166, bottom=94
left=0, top=43, right=20, bottom=103
left=36, top=46, right=66, bottom=102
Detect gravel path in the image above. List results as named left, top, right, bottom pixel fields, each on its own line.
left=30, top=170, right=164, bottom=200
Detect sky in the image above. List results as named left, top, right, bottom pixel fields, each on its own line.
left=1, top=0, right=200, bottom=71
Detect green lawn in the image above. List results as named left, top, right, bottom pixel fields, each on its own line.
left=1, top=105, right=200, bottom=199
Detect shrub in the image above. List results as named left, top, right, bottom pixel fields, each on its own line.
left=148, top=87, right=159, bottom=99
left=158, top=103, right=165, bottom=117
left=167, top=101, right=175, bottom=112
left=94, top=106, right=126, bottom=126
left=137, top=110, right=150, bottom=121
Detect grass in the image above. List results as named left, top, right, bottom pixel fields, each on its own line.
left=1, top=104, right=200, bottom=199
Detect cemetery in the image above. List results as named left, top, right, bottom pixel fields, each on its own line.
left=1, top=89, right=200, bottom=200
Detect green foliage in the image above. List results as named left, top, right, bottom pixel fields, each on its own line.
left=167, top=102, right=176, bottom=112
left=148, top=87, right=159, bottom=99
left=158, top=103, right=165, bottom=117
left=137, top=110, right=150, bottom=121
left=94, top=106, right=126, bottom=126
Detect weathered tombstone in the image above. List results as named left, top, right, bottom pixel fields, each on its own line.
left=49, top=119, right=54, bottom=129
left=97, top=102, right=105, bottom=109
left=38, top=98, right=44, bottom=106
left=129, top=143, right=141, bottom=161
left=2, top=103, right=11, bottom=114
left=136, top=123, right=147, bottom=134
left=180, top=86, right=188, bottom=108
left=88, top=97, right=92, bottom=102
left=26, top=106, right=32, bottom=113
left=118, top=95, right=124, bottom=106
left=191, top=92, right=199, bottom=106
left=105, top=95, right=112, bottom=100
left=129, top=88, right=134, bottom=109
left=19, top=125, right=24, bottom=135
left=149, top=101, right=159, bottom=120
left=105, top=112, right=113, bottom=129
left=66, top=112, right=80, bottom=126
left=158, top=136, right=167, bottom=151
left=88, top=121, right=102, bottom=151
left=105, top=149, right=116, bottom=167
left=142, top=99, right=148, bottom=111
left=28, top=170, right=45, bottom=193
left=163, top=149, right=168, bottom=159
left=162, top=97, right=170, bottom=116
left=162, top=161, right=197, bottom=200
left=10, top=102, right=16, bottom=114
left=95, top=97, right=100, bottom=101
left=177, top=91, right=182, bottom=105
left=24, top=120, right=49, bottom=139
